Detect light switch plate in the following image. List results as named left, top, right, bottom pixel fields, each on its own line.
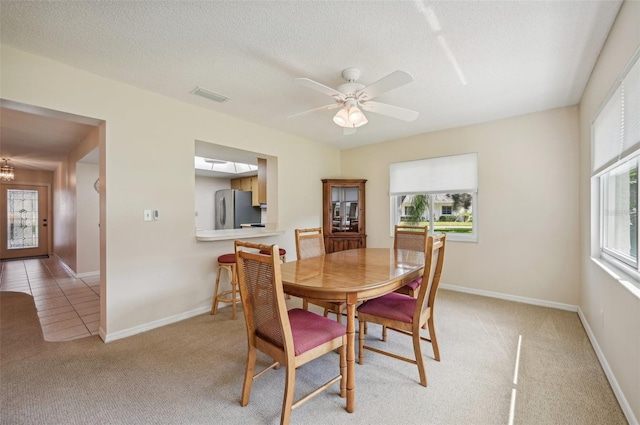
left=143, top=210, right=153, bottom=222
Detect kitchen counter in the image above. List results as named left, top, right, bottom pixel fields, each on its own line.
left=195, top=226, right=283, bottom=242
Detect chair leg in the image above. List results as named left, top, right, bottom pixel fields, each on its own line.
left=339, top=343, right=346, bottom=398
left=336, top=309, right=342, bottom=325
left=230, top=277, right=237, bottom=320
left=281, top=365, right=296, bottom=425
left=240, top=346, right=257, bottom=406
left=302, top=299, right=309, bottom=311
left=211, top=268, right=222, bottom=315
left=358, top=319, right=365, bottom=365
left=413, top=329, right=427, bottom=387
left=428, top=317, right=440, bottom=361
left=382, top=325, right=387, bottom=342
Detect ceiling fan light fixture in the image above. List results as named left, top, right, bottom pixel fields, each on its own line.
left=0, top=158, right=15, bottom=182
left=333, top=107, right=349, bottom=127
left=348, top=105, right=364, bottom=123
left=352, top=112, right=368, bottom=128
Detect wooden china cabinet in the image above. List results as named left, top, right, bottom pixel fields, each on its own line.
left=322, top=179, right=367, bottom=253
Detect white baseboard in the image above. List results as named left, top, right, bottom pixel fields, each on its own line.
left=76, top=271, right=100, bottom=278
left=577, top=308, right=638, bottom=425
left=102, top=305, right=211, bottom=343
left=439, top=283, right=578, bottom=312
left=52, top=254, right=99, bottom=278
left=440, top=283, right=636, bottom=425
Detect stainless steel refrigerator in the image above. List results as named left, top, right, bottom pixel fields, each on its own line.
left=214, top=189, right=261, bottom=229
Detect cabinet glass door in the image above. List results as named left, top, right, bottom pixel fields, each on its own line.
left=331, top=186, right=359, bottom=233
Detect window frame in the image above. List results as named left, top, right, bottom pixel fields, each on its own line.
left=592, top=47, right=640, bottom=294
left=390, top=192, right=478, bottom=242
left=599, top=156, right=638, bottom=269
left=389, top=152, right=478, bottom=243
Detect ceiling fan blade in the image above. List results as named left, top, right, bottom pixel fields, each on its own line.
left=287, top=103, right=341, bottom=119
left=360, top=101, right=419, bottom=121
left=356, top=70, right=414, bottom=101
left=343, top=127, right=357, bottom=136
left=295, top=78, right=346, bottom=99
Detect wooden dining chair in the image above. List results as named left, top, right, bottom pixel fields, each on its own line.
left=393, top=225, right=428, bottom=297
left=234, top=240, right=347, bottom=425
left=357, top=233, right=446, bottom=387
left=295, top=227, right=347, bottom=323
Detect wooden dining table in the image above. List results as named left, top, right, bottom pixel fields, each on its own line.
left=279, top=247, right=425, bottom=413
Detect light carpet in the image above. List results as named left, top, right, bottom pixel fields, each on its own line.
left=0, top=289, right=627, bottom=424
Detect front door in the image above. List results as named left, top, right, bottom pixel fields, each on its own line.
left=0, top=185, right=49, bottom=260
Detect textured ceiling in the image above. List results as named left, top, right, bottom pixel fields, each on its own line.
left=0, top=0, right=623, bottom=157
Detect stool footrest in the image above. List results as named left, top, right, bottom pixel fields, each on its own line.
left=215, top=290, right=241, bottom=304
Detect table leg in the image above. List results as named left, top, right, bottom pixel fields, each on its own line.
left=346, top=296, right=356, bottom=413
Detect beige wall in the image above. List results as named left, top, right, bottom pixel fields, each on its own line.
left=578, top=1, right=640, bottom=422
left=76, top=162, right=99, bottom=275
left=1, top=45, right=340, bottom=339
left=342, top=106, right=580, bottom=306
left=53, top=127, right=99, bottom=272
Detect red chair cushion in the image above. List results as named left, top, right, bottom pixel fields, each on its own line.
left=217, top=253, right=236, bottom=264
left=400, top=276, right=422, bottom=292
left=357, top=292, right=416, bottom=324
left=288, top=308, right=346, bottom=355
left=259, top=248, right=287, bottom=256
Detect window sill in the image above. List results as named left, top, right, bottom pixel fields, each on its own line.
left=591, top=257, right=640, bottom=300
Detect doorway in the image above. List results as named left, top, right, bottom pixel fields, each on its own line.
left=0, top=184, right=49, bottom=260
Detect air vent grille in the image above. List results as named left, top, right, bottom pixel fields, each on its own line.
left=191, top=86, right=229, bottom=103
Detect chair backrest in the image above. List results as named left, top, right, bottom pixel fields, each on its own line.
left=235, top=240, right=294, bottom=356
left=414, top=234, right=446, bottom=321
left=394, top=225, right=428, bottom=252
left=295, top=227, right=326, bottom=259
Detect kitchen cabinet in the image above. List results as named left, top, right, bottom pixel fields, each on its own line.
left=230, top=158, right=267, bottom=207
left=231, top=177, right=252, bottom=192
left=322, top=179, right=366, bottom=253
left=257, top=158, right=267, bottom=205
left=231, top=176, right=259, bottom=206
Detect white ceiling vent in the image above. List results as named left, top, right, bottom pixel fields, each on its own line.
left=191, top=86, right=229, bottom=103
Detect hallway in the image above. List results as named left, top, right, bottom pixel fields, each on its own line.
left=0, top=257, right=100, bottom=341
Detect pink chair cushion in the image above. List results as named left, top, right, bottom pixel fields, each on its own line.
left=288, top=308, right=346, bottom=355
left=259, top=248, right=287, bottom=256
left=401, top=276, right=422, bottom=292
left=217, top=253, right=236, bottom=264
left=357, top=292, right=416, bottom=324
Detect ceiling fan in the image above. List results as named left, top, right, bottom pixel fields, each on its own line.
left=290, top=68, right=419, bottom=135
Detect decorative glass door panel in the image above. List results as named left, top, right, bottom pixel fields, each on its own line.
left=7, top=189, right=39, bottom=249
left=0, top=184, right=48, bottom=260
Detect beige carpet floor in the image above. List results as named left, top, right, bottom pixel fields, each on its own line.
left=0, top=289, right=627, bottom=424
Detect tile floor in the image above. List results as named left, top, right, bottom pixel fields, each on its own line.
left=0, top=256, right=100, bottom=341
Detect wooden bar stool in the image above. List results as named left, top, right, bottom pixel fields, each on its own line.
left=259, top=247, right=287, bottom=263
left=211, top=253, right=241, bottom=319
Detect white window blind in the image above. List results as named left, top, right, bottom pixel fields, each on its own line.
left=593, top=52, right=640, bottom=174
left=389, top=152, right=478, bottom=195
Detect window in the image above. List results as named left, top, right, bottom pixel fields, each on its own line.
left=390, top=153, right=478, bottom=242
left=593, top=49, right=640, bottom=282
